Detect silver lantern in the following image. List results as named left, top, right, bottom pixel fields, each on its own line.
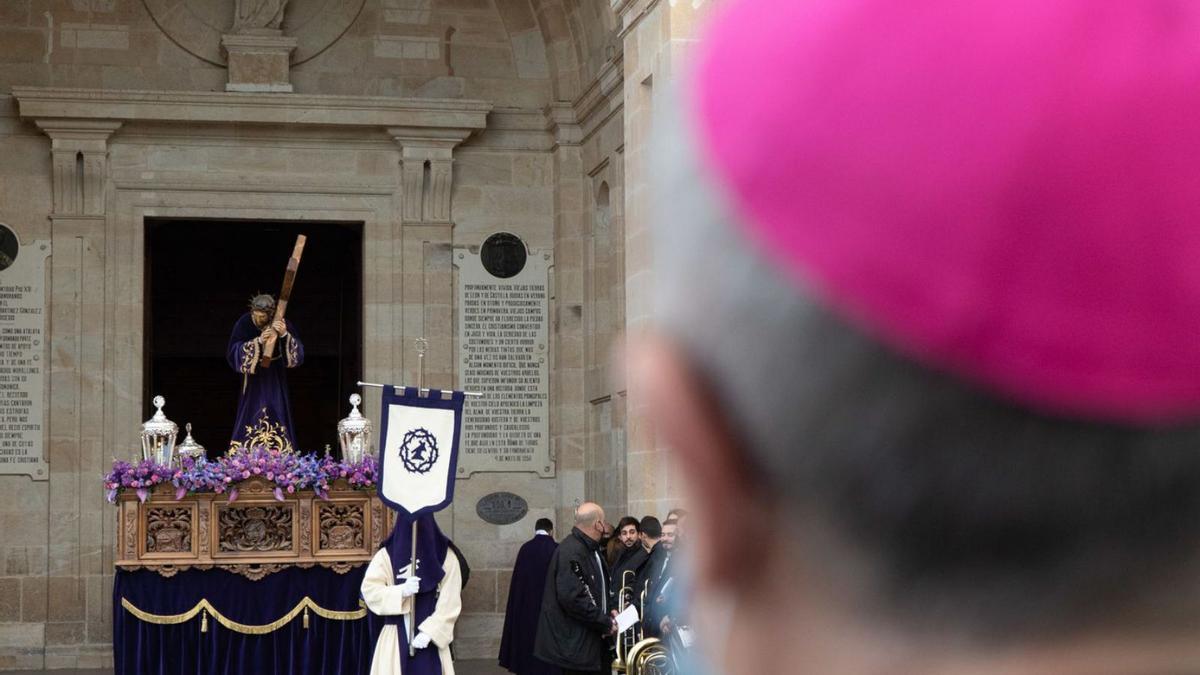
left=141, top=395, right=179, bottom=467
left=177, top=423, right=206, bottom=462
left=337, top=393, right=373, bottom=464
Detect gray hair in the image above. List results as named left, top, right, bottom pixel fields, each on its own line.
left=249, top=293, right=276, bottom=312
left=651, top=92, right=1200, bottom=640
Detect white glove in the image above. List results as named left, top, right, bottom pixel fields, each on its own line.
left=411, top=632, right=432, bottom=650
left=398, top=576, right=421, bottom=598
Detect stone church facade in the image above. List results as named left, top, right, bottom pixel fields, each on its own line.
left=0, top=0, right=707, bottom=669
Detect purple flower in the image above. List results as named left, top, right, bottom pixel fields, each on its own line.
left=107, top=445, right=380, bottom=504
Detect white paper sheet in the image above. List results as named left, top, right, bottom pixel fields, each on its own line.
left=615, top=604, right=640, bottom=633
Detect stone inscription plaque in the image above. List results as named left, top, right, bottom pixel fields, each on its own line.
left=0, top=228, right=49, bottom=480
left=476, top=491, right=529, bottom=525
left=455, top=243, right=552, bottom=476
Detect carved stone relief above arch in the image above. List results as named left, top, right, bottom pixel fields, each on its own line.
left=142, top=0, right=365, bottom=67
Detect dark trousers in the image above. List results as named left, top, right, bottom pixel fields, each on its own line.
left=563, top=670, right=604, bottom=675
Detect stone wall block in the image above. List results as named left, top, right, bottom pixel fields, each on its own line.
left=455, top=152, right=512, bottom=185
left=496, top=569, right=513, bottom=610
left=453, top=613, right=505, bottom=640
left=459, top=568, right=497, bottom=613
left=451, top=44, right=517, bottom=79
left=84, top=574, right=105, bottom=629
left=45, top=577, right=81, bottom=622
left=0, top=577, right=20, bottom=621
left=46, top=545, right=77, bottom=577
left=44, top=621, right=83, bottom=647
left=0, top=623, right=43, bottom=650
left=0, top=513, right=47, bottom=546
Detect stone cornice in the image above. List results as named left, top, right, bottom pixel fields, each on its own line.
left=13, top=87, right=491, bottom=131
left=34, top=119, right=123, bottom=145
left=616, top=0, right=662, bottom=40
left=572, top=56, right=624, bottom=127
left=544, top=102, right=582, bottom=149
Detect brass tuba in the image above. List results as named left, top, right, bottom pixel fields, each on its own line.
left=626, top=637, right=673, bottom=675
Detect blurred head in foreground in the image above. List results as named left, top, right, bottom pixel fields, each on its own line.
left=634, top=1, right=1200, bottom=672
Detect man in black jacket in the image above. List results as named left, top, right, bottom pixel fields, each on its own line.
left=640, top=518, right=676, bottom=638
left=611, top=516, right=653, bottom=608
left=533, top=502, right=617, bottom=675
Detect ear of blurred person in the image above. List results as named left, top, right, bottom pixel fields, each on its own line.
left=630, top=336, right=807, bottom=670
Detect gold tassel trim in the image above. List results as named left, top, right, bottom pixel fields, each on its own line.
left=121, top=596, right=367, bottom=635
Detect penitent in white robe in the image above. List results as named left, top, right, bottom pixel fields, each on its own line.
left=361, top=546, right=463, bottom=675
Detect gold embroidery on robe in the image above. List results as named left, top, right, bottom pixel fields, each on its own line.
left=285, top=334, right=300, bottom=368
left=240, top=339, right=260, bottom=375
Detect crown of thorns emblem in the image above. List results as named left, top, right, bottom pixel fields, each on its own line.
left=399, top=428, right=439, bottom=474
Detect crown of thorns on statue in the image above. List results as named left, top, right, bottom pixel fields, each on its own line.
left=248, top=293, right=276, bottom=312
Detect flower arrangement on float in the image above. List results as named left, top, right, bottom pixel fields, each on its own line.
left=105, top=395, right=378, bottom=504
left=104, top=448, right=378, bottom=504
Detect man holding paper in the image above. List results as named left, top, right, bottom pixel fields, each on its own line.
left=533, top=503, right=617, bottom=675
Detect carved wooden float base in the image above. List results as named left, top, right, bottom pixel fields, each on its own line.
left=115, top=477, right=393, bottom=580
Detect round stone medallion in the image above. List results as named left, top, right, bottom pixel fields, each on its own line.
left=143, top=0, right=366, bottom=67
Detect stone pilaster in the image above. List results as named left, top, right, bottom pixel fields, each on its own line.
left=34, top=120, right=121, bottom=217
left=545, top=103, right=588, bottom=526
left=387, top=128, right=475, bottom=392
left=30, top=117, right=120, bottom=664
left=616, top=0, right=712, bottom=518
left=389, top=128, right=473, bottom=225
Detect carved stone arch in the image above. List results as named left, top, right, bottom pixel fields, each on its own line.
left=526, top=0, right=585, bottom=101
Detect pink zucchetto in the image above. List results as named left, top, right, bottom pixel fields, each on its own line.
left=691, top=0, right=1200, bottom=423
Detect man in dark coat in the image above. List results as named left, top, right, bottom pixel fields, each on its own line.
left=613, top=516, right=658, bottom=621
left=499, top=518, right=560, bottom=675
left=639, top=518, right=676, bottom=638
left=533, top=503, right=616, bottom=675
left=610, top=517, right=650, bottom=609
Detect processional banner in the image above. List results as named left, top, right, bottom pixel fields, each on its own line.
left=377, top=385, right=464, bottom=517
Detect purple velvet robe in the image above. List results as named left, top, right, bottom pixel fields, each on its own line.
left=499, top=534, right=561, bottom=675
left=382, top=514, right=451, bottom=675
left=226, top=312, right=304, bottom=449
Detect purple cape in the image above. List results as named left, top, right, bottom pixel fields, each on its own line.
left=499, top=534, right=561, bottom=675
left=225, top=312, right=304, bottom=449
left=377, top=514, right=450, bottom=675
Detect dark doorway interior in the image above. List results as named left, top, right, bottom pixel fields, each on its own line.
left=146, top=219, right=362, bottom=458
